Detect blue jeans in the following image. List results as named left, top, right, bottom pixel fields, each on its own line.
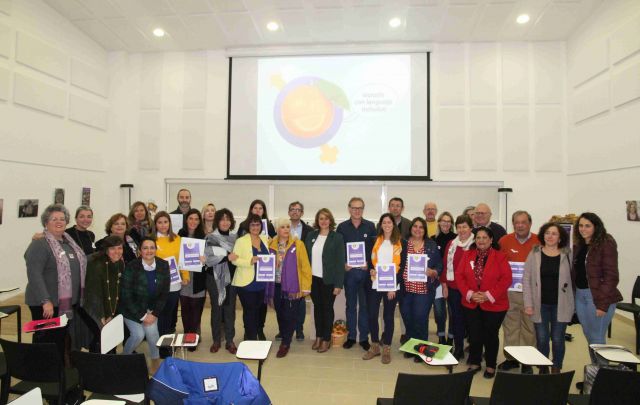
left=534, top=304, right=568, bottom=369
left=367, top=290, right=398, bottom=345
left=447, top=287, right=466, bottom=349
left=399, top=290, right=435, bottom=341
left=344, top=268, right=370, bottom=342
left=575, top=288, right=616, bottom=360
left=434, top=295, right=451, bottom=338
left=124, top=317, right=160, bottom=359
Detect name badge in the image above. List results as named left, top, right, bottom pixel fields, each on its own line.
left=203, top=377, right=218, bottom=392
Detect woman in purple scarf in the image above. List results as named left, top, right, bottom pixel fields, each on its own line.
left=267, top=218, right=312, bottom=358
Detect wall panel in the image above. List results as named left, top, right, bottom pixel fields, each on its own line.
left=610, top=14, right=640, bottom=64
left=71, top=59, right=109, bottom=97
left=612, top=62, right=640, bottom=107
left=181, top=109, right=205, bottom=170
left=469, top=107, right=497, bottom=171
left=534, top=107, right=562, bottom=172
left=437, top=107, right=466, bottom=171
left=13, top=73, right=65, bottom=116
left=469, top=43, right=497, bottom=104
left=138, top=110, right=161, bottom=169
left=15, top=32, right=68, bottom=81
left=501, top=43, right=529, bottom=104
left=502, top=107, right=529, bottom=171
left=69, top=93, right=108, bottom=130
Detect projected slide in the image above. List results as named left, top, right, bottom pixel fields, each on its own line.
left=256, top=54, right=411, bottom=176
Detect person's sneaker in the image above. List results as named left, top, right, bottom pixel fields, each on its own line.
left=275, top=333, right=282, bottom=341
left=362, top=343, right=381, bottom=360
left=521, top=365, right=533, bottom=374
left=359, top=340, right=371, bottom=351
left=296, top=331, right=305, bottom=341
left=343, top=339, right=356, bottom=349
left=498, top=360, right=519, bottom=371
left=381, top=345, right=391, bottom=364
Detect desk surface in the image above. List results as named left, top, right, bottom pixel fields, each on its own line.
left=236, top=340, right=272, bottom=360
left=419, top=351, right=459, bottom=366
left=505, top=346, right=553, bottom=366
left=156, top=333, right=199, bottom=347
left=590, top=344, right=640, bottom=364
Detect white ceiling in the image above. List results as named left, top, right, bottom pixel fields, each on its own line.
left=43, top=0, right=603, bottom=52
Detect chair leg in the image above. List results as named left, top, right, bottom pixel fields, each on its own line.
left=608, top=320, right=612, bottom=338
left=634, top=315, right=640, bottom=355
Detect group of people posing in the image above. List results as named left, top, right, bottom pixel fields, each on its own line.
left=24, top=189, right=622, bottom=378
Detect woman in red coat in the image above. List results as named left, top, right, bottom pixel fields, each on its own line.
left=455, top=226, right=512, bottom=379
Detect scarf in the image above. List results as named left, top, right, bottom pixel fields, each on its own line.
left=43, top=230, right=87, bottom=319
left=474, top=248, right=490, bottom=287
left=265, top=237, right=301, bottom=304
left=206, top=230, right=237, bottom=305
left=132, top=220, right=150, bottom=239
left=446, top=234, right=474, bottom=281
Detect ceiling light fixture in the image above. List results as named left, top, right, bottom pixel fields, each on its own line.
left=152, top=28, right=165, bottom=37
left=516, top=14, right=530, bottom=24
left=389, top=17, right=402, bottom=28
left=267, top=21, right=279, bottom=31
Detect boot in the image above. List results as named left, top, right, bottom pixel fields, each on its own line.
left=312, top=338, right=321, bottom=350
left=381, top=345, right=391, bottom=364
left=438, top=336, right=446, bottom=344
left=317, top=340, right=330, bottom=353
left=149, top=358, right=162, bottom=375
left=362, top=342, right=381, bottom=360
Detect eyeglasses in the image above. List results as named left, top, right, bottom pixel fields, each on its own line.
left=349, top=206, right=364, bottom=211
left=289, top=208, right=302, bottom=212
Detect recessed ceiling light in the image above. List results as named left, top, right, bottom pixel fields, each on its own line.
left=266, top=21, right=279, bottom=31
left=152, top=28, right=165, bottom=37
left=389, top=17, right=402, bottom=28
left=516, top=14, right=530, bottom=24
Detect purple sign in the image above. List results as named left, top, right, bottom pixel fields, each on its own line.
left=509, top=261, right=524, bottom=292
left=165, top=256, right=181, bottom=284
left=256, top=254, right=276, bottom=282
left=183, top=243, right=200, bottom=267
left=407, top=254, right=429, bottom=282
left=376, top=263, right=396, bottom=292
left=346, top=242, right=366, bottom=267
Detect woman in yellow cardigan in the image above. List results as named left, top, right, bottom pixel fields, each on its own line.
left=232, top=214, right=270, bottom=340
left=267, top=218, right=312, bottom=358
left=364, top=213, right=407, bottom=364
left=154, top=211, right=188, bottom=358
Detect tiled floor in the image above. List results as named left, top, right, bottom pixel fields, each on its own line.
left=2, top=295, right=637, bottom=405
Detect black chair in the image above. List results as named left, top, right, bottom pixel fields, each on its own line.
left=567, top=367, right=640, bottom=405
left=71, top=350, right=150, bottom=404
left=616, top=275, right=640, bottom=354
left=377, top=370, right=475, bottom=405
left=0, top=338, right=79, bottom=405
left=471, top=370, right=574, bottom=405
left=0, top=306, right=21, bottom=342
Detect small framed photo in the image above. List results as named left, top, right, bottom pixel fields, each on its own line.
left=18, top=199, right=39, bottom=218
left=626, top=200, right=639, bottom=222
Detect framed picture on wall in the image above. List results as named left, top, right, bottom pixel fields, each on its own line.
left=626, top=200, right=639, bottom=222
left=18, top=199, right=38, bottom=218
left=81, top=187, right=91, bottom=206
left=54, top=188, right=65, bottom=205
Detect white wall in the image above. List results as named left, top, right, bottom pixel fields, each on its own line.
left=566, top=0, right=640, bottom=308
left=0, top=0, right=116, bottom=295
left=115, top=41, right=569, bottom=234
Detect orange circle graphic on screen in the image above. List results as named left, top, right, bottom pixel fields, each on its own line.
left=280, top=85, right=334, bottom=138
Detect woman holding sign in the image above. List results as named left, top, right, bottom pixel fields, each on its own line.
left=268, top=218, right=312, bottom=358
left=120, top=237, right=170, bottom=373
left=399, top=217, right=443, bottom=361
left=304, top=208, right=345, bottom=354
left=455, top=227, right=511, bottom=379
left=364, top=213, right=406, bottom=364
left=231, top=214, right=270, bottom=340
left=154, top=212, right=187, bottom=358
left=178, top=209, right=207, bottom=351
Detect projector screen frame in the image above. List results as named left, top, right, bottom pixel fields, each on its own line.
left=225, top=52, right=431, bottom=181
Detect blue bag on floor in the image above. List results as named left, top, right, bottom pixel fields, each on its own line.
left=148, top=357, right=271, bottom=404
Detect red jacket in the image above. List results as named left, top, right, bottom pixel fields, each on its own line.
left=440, top=241, right=467, bottom=290
left=455, top=248, right=512, bottom=312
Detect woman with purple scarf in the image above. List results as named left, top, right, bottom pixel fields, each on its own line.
left=267, top=218, right=312, bottom=358
left=24, top=204, right=87, bottom=358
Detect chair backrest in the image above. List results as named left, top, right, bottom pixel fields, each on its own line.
left=8, top=388, right=43, bottom=405
left=392, top=370, right=475, bottom=405
left=489, top=370, right=574, bottom=405
left=101, top=314, right=125, bottom=354
left=589, top=367, right=640, bottom=405
left=631, top=276, right=640, bottom=304
left=71, top=350, right=149, bottom=396
left=0, top=338, right=63, bottom=383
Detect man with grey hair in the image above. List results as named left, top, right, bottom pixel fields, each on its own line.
left=423, top=202, right=438, bottom=238
left=171, top=189, right=192, bottom=215
left=497, top=210, right=540, bottom=374
left=473, top=203, right=507, bottom=241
